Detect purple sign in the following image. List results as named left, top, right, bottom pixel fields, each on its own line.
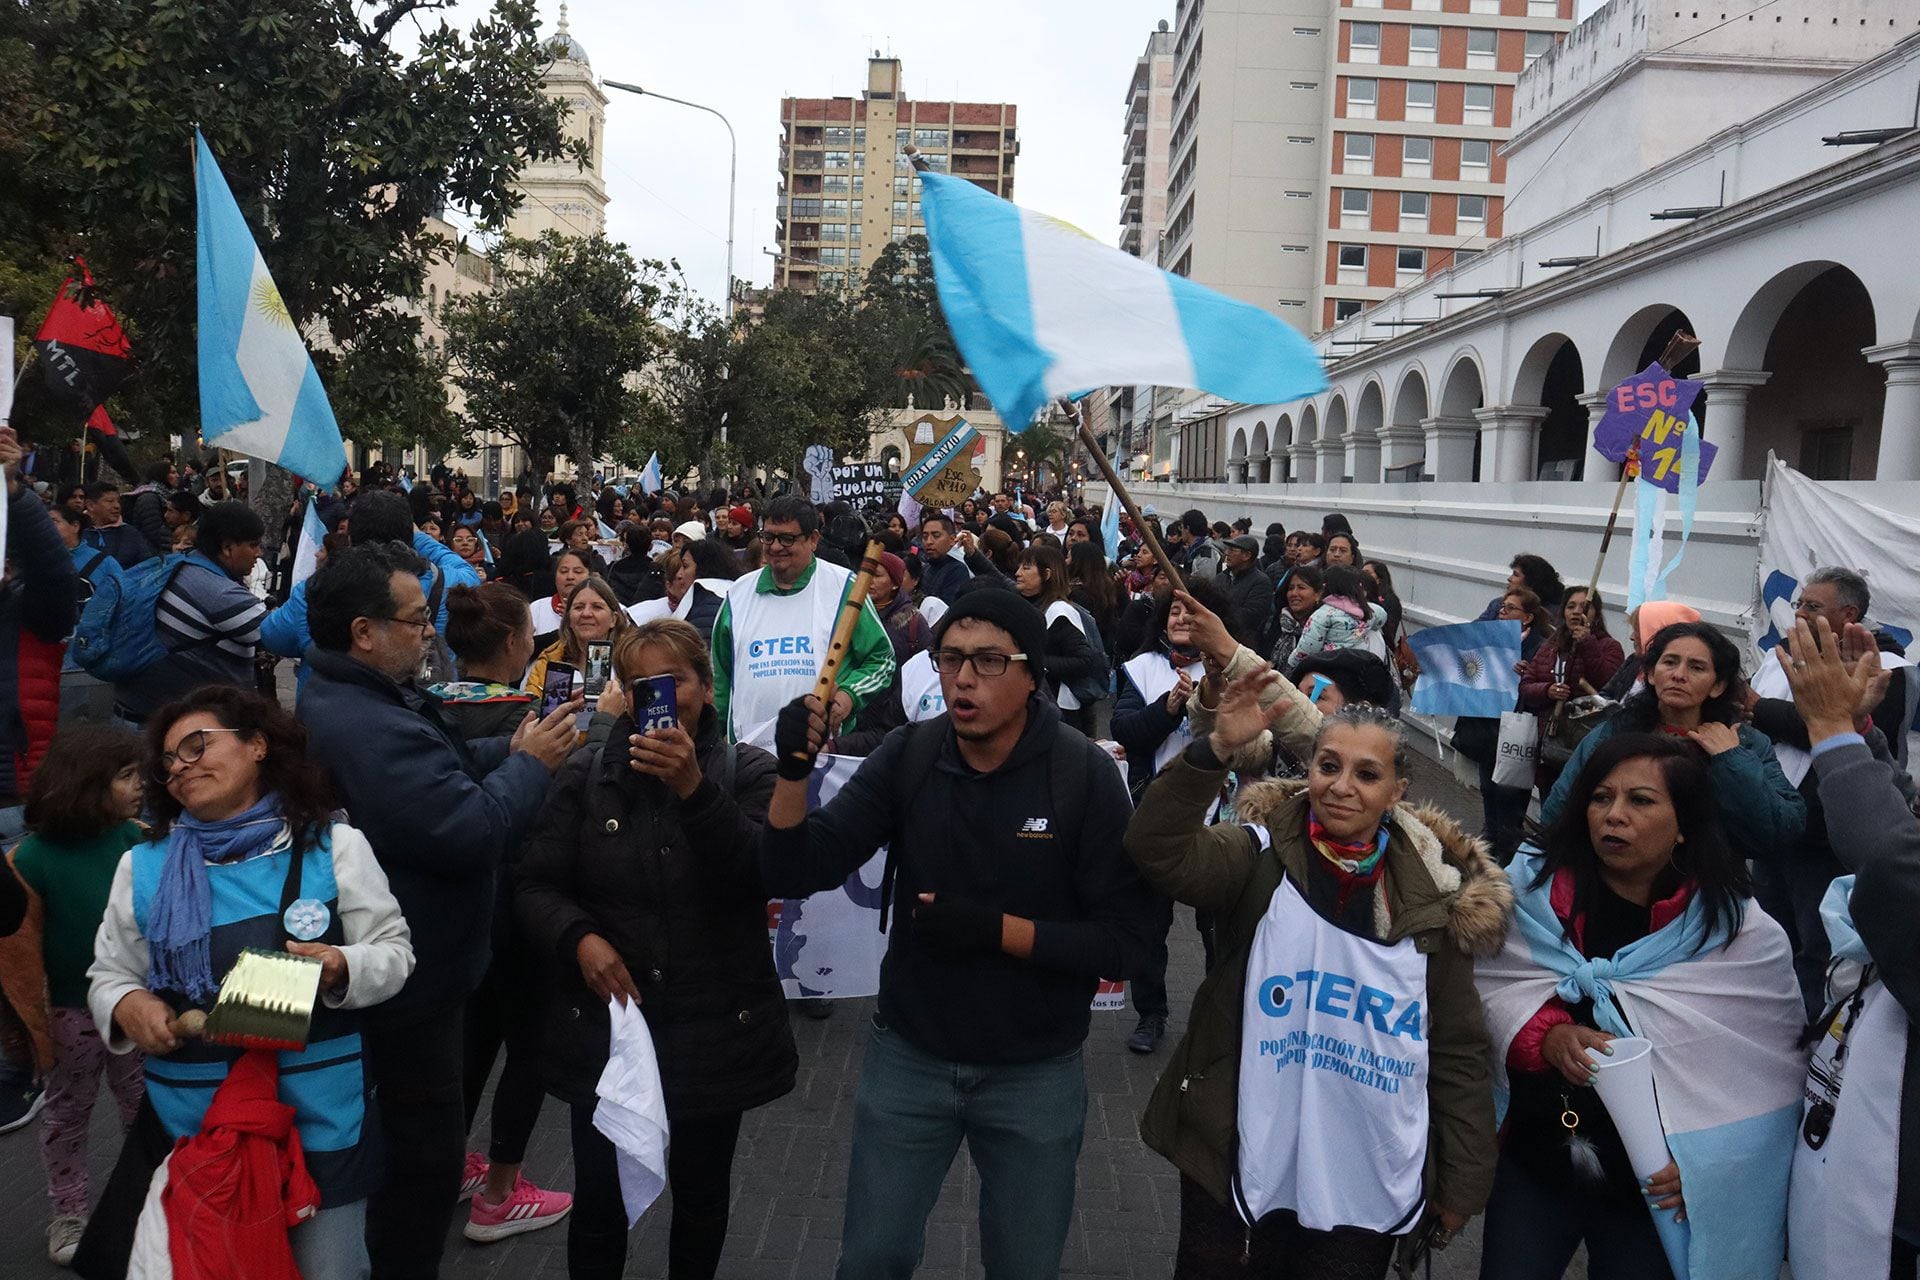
left=1591, top=362, right=1714, bottom=492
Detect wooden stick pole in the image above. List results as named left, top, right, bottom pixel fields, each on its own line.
left=795, top=537, right=886, bottom=763
left=1067, top=402, right=1188, bottom=596
left=1586, top=331, right=1701, bottom=599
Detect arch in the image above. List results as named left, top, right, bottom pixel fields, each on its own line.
left=1323, top=393, right=1350, bottom=442
left=1438, top=351, right=1485, bottom=419
left=1602, top=304, right=1701, bottom=389
left=1727, top=261, right=1854, bottom=371
left=1743, top=265, right=1879, bottom=480
left=1355, top=378, right=1386, bottom=437
left=1227, top=426, right=1249, bottom=484
left=1511, top=332, right=1581, bottom=406
left=1295, top=402, right=1320, bottom=484
left=1274, top=413, right=1294, bottom=483
left=1250, top=421, right=1271, bottom=484
left=1391, top=367, right=1430, bottom=427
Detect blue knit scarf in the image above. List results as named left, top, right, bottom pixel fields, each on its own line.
left=147, top=795, right=287, bottom=1003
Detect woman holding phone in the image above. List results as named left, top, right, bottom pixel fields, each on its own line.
left=528, top=578, right=631, bottom=701
left=516, top=619, right=794, bottom=1280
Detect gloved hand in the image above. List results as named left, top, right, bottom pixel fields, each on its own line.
left=911, top=893, right=1004, bottom=954
left=775, top=694, right=826, bottom=781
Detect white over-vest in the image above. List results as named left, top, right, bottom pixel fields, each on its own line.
left=722, top=562, right=853, bottom=751
left=1235, top=872, right=1431, bottom=1234
left=1122, top=651, right=1205, bottom=777
left=1789, top=975, right=1903, bottom=1279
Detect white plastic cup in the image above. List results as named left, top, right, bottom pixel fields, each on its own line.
left=1586, top=1036, right=1674, bottom=1178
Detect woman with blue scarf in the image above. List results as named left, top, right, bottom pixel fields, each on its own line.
left=1475, top=733, right=1806, bottom=1280
left=87, top=686, right=414, bottom=1280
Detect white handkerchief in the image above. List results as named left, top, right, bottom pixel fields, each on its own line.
left=591, top=997, right=670, bottom=1226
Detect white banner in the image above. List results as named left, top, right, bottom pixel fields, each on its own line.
left=1754, top=456, right=1918, bottom=762
left=1754, top=456, right=1918, bottom=657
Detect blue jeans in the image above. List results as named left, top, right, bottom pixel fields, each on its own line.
left=1478, top=1154, right=1671, bottom=1280
left=290, top=1200, right=369, bottom=1280
left=838, top=1020, right=1087, bottom=1280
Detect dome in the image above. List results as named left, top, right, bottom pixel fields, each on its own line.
left=545, top=2, right=588, bottom=66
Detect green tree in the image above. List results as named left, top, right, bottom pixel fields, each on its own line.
left=441, top=232, right=662, bottom=482
left=858, top=235, right=972, bottom=412
left=2, top=0, right=580, bottom=458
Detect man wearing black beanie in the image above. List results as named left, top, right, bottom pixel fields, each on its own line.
left=758, top=578, right=1158, bottom=1278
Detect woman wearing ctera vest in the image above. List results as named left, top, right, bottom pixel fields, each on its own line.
left=87, top=686, right=414, bottom=1279
left=1777, top=616, right=1920, bottom=1280
left=1126, top=671, right=1512, bottom=1278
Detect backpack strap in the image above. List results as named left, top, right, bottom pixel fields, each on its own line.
left=81, top=550, right=110, bottom=580
left=878, top=716, right=948, bottom=933
left=425, top=562, right=447, bottom=621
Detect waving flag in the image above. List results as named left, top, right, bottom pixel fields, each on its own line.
left=915, top=168, right=1326, bottom=431
left=33, top=259, right=134, bottom=415
left=290, top=496, right=327, bottom=588
left=638, top=452, right=663, bottom=496
left=1406, top=619, right=1522, bottom=717
left=195, top=130, right=347, bottom=488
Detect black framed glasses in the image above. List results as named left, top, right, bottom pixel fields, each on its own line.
left=758, top=530, right=806, bottom=548
left=372, top=614, right=434, bottom=634
left=931, top=649, right=1028, bottom=678
left=154, top=727, right=244, bottom=782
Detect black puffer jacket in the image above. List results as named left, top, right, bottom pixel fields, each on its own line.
left=515, top=712, right=796, bottom=1118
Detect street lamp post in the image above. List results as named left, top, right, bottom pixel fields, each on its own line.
left=603, top=79, right=736, bottom=320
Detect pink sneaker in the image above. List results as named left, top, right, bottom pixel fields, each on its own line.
left=458, top=1152, right=488, bottom=1203
left=463, top=1174, right=573, bottom=1243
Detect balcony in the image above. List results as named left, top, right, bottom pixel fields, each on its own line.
left=791, top=151, right=824, bottom=172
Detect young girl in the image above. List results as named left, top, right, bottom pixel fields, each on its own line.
left=1285, top=564, right=1389, bottom=672
left=8, top=726, right=148, bottom=1265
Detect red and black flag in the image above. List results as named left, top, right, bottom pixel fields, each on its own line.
left=33, top=258, right=133, bottom=415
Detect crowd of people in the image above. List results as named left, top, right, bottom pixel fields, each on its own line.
left=0, top=418, right=1914, bottom=1280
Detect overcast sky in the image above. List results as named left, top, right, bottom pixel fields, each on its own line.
left=451, top=0, right=1610, bottom=312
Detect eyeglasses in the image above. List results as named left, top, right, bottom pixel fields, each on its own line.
left=758, top=530, right=806, bottom=548
left=373, top=614, right=435, bottom=634
left=1790, top=597, right=1832, bottom=613
left=931, top=649, right=1029, bottom=678
left=154, top=727, right=244, bottom=782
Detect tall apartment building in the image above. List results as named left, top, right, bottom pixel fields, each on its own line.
left=1162, top=0, right=1331, bottom=324
left=1120, top=22, right=1178, bottom=260
left=775, top=57, right=1018, bottom=295
left=1314, top=0, right=1575, bottom=331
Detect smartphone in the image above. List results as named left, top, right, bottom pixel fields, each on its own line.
left=630, top=675, right=679, bottom=735
left=541, top=663, right=578, bottom=718
left=582, top=641, right=613, bottom=699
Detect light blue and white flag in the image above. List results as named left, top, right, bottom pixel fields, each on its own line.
left=915, top=169, right=1326, bottom=431
left=1406, top=619, right=1522, bottom=717
left=1477, top=852, right=1806, bottom=1280
left=290, top=496, right=327, bottom=588
left=1099, top=482, right=1122, bottom=564
left=638, top=452, right=663, bottom=496
left=194, top=131, right=347, bottom=488
left=596, top=515, right=618, bottom=540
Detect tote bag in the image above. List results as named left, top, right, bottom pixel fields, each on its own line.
left=1492, top=710, right=1539, bottom=789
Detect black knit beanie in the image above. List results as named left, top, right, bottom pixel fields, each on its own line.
left=931, top=579, right=1047, bottom=675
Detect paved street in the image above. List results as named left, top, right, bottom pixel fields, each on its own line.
left=0, top=748, right=1574, bottom=1279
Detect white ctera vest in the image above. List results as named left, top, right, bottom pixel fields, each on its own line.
left=625, top=579, right=732, bottom=626
left=900, top=650, right=946, bottom=723
left=1789, top=971, right=1903, bottom=1279
left=722, top=561, right=854, bottom=751
left=1235, top=865, right=1431, bottom=1235
left=1045, top=600, right=1086, bottom=710
left=1122, top=651, right=1205, bottom=777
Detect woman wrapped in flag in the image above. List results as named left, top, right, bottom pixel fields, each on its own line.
left=1475, top=733, right=1805, bottom=1280
left=1125, top=667, right=1512, bottom=1277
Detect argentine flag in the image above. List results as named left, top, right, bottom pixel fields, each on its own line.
left=1406, top=619, right=1523, bottom=718
left=290, top=496, right=327, bottom=588
left=195, top=131, right=347, bottom=488
left=638, top=452, right=663, bottom=496
left=915, top=169, right=1326, bottom=431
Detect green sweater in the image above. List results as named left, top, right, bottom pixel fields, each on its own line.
left=13, top=821, right=143, bottom=1007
